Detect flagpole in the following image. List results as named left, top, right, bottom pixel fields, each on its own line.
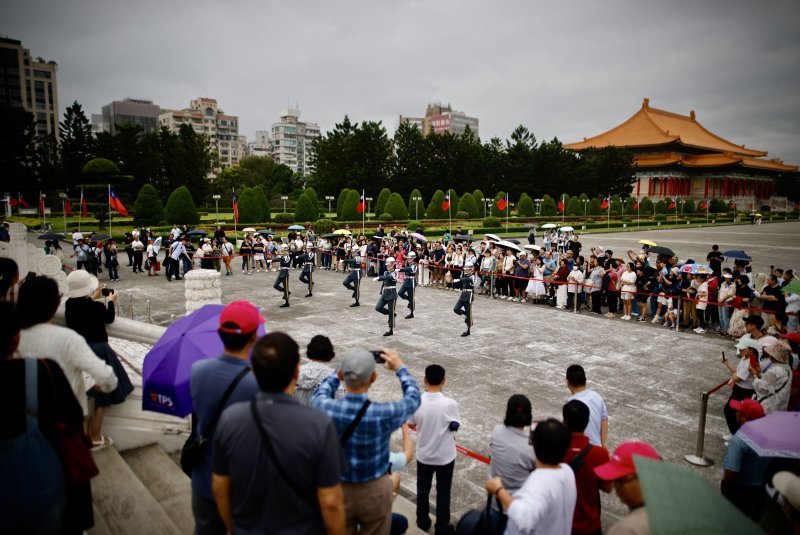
left=607, top=196, right=610, bottom=229
left=79, top=188, right=82, bottom=233
left=448, top=191, right=452, bottom=233
left=362, top=189, right=365, bottom=237
left=561, top=194, right=565, bottom=223
left=637, top=199, right=640, bottom=228
left=62, top=197, right=66, bottom=233
left=108, top=184, right=113, bottom=237
left=232, top=187, right=237, bottom=238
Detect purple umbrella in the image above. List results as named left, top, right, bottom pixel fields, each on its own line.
left=142, top=304, right=266, bottom=417
left=738, top=411, right=800, bottom=459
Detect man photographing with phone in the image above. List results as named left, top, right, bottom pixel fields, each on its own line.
left=313, top=347, right=421, bottom=534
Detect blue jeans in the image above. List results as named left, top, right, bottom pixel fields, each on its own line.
left=719, top=305, right=731, bottom=332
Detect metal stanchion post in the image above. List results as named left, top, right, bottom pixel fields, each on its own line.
left=147, top=300, right=152, bottom=324
left=675, top=296, right=681, bottom=332
left=684, top=391, right=714, bottom=466
left=128, top=292, right=134, bottom=319
left=490, top=272, right=495, bottom=299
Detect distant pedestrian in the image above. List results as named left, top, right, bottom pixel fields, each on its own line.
left=566, top=365, right=608, bottom=448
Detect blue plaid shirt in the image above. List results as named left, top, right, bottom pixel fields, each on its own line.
left=312, top=366, right=420, bottom=483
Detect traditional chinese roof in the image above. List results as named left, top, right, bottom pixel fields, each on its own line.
left=635, top=152, right=797, bottom=172
left=565, top=99, right=767, bottom=157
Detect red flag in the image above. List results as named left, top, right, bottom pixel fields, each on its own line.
left=496, top=194, right=508, bottom=211
left=441, top=192, right=451, bottom=211
left=668, top=200, right=677, bottom=210
left=109, top=188, right=129, bottom=216
left=357, top=192, right=366, bottom=214
left=19, top=193, right=29, bottom=209
left=232, top=191, right=239, bottom=224
left=64, top=196, right=71, bottom=217
left=748, top=202, right=753, bottom=209
left=698, top=200, right=708, bottom=211
left=557, top=199, right=565, bottom=213
left=10, top=197, right=18, bottom=207
left=39, top=193, right=45, bottom=214
left=600, top=197, right=609, bottom=210
left=80, top=189, right=87, bottom=217
left=633, top=200, right=640, bottom=210
left=729, top=201, right=735, bottom=210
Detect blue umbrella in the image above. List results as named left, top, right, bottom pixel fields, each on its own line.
left=185, top=229, right=208, bottom=236
left=720, top=250, right=751, bottom=261
left=142, top=304, right=266, bottom=417
left=287, top=224, right=305, bottom=230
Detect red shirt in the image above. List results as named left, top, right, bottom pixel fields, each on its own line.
left=562, top=433, right=610, bottom=534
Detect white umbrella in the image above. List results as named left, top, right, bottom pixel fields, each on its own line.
left=242, top=227, right=256, bottom=232
left=523, top=244, right=542, bottom=252
left=540, top=223, right=557, bottom=229
left=560, top=226, right=574, bottom=232
left=496, top=240, right=523, bottom=253
left=485, top=233, right=501, bottom=241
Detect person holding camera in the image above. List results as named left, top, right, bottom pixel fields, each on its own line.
left=64, top=270, right=133, bottom=449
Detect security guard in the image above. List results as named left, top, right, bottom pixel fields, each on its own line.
left=342, top=245, right=363, bottom=307
left=453, top=260, right=478, bottom=336
left=397, top=251, right=418, bottom=319
left=374, top=257, right=398, bottom=336
left=273, top=243, right=292, bottom=307
left=298, top=246, right=315, bottom=297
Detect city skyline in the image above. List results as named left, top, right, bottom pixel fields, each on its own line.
left=2, top=0, right=799, bottom=165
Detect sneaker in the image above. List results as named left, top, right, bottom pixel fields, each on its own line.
left=695, top=327, right=706, bottom=334
left=520, top=298, right=527, bottom=303
left=651, top=316, right=661, bottom=324
left=511, top=298, right=518, bottom=302
left=722, top=433, right=732, bottom=441
left=637, top=317, right=646, bottom=322
left=631, top=312, right=640, bottom=317
left=622, top=315, right=631, bottom=320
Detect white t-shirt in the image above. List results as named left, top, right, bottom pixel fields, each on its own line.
left=506, top=464, right=577, bottom=535
left=568, top=389, right=608, bottom=447
left=407, top=391, right=461, bottom=465
left=170, top=227, right=181, bottom=240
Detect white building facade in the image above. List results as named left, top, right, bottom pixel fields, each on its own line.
left=268, top=108, right=320, bottom=175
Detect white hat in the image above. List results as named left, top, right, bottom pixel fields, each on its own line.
left=386, top=257, right=396, bottom=264
left=407, top=251, right=416, bottom=258
left=66, top=270, right=99, bottom=299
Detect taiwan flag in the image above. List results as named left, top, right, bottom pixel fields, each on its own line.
left=668, top=200, right=677, bottom=210
left=18, top=193, right=30, bottom=209
left=698, top=200, right=708, bottom=211
left=109, top=188, right=129, bottom=216
left=357, top=191, right=366, bottom=214
left=64, top=195, right=72, bottom=217
left=557, top=198, right=565, bottom=213
left=633, top=199, right=640, bottom=210
left=39, top=192, right=45, bottom=214
left=600, top=197, right=609, bottom=210
left=9, top=196, right=18, bottom=207
left=496, top=194, right=508, bottom=211
left=80, top=189, right=87, bottom=217
left=729, top=201, right=736, bottom=210
left=232, top=190, right=239, bottom=223
left=441, top=192, right=451, bottom=211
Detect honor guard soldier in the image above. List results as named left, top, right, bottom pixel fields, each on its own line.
left=397, top=251, right=418, bottom=319
left=374, top=257, right=398, bottom=336
left=298, top=246, right=316, bottom=297
left=453, top=260, right=478, bottom=336
left=342, top=245, right=363, bottom=307
left=273, top=244, right=292, bottom=307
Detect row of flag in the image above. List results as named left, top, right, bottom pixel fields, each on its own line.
left=8, top=189, right=125, bottom=217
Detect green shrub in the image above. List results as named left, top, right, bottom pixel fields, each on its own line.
left=165, top=186, right=199, bottom=226
left=622, top=217, right=632, bottom=223
left=314, top=218, right=336, bottom=235
left=472, top=189, right=485, bottom=209
left=588, top=198, right=601, bottom=215
left=303, top=187, right=319, bottom=209
left=336, top=188, right=351, bottom=218
left=407, top=189, right=425, bottom=219
left=82, top=157, right=120, bottom=176
left=517, top=194, right=536, bottom=217
left=566, top=196, right=581, bottom=216
left=340, top=190, right=361, bottom=221
left=609, top=210, right=619, bottom=217
left=426, top=190, right=446, bottom=219
left=273, top=212, right=294, bottom=223
left=378, top=213, right=393, bottom=221
left=133, top=184, right=164, bottom=226
left=383, top=193, right=409, bottom=220
left=407, top=220, right=425, bottom=232
left=655, top=214, right=667, bottom=221
left=375, top=188, right=392, bottom=217
left=455, top=210, right=470, bottom=219
left=445, top=189, right=459, bottom=215
left=640, top=197, right=654, bottom=215
left=682, top=199, right=695, bottom=214
left=483, top=216, right=501, bottom=227
left=655, top=200, right=667, bottom=214
left=541, top=196, right=558, bottom=216
left=490, top=191, right=507, bottom=217
left=254, top=186, right=271, bottom=221
left=237, top=188, right=262, bottom=224
left=457, top=192, right=480, bottom=218
left=294, top=193, right=318, bottom=222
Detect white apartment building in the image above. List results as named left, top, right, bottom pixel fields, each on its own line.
left=159, top=97, right=241, bottom=170
left=268, top=108, right=320, bottom=175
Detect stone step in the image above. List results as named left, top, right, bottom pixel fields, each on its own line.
left=89, top=446, right=183, bottom=535
left=121, top=444, right=194, bottom=534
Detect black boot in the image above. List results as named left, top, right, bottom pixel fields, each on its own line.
left=383, top=329, right=393, bottom=337
left=405, top=313, right=414, bottom=319
left=461, top=328, right=471, bottom=337
left=350, top=301, right=360, bottom=307
left=280, top=301, right=289, bottom=308
left=305, top=292, right=313, bottom=297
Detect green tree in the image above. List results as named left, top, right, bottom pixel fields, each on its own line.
left=254, top=186, right=271, bottom=222
left=236, top=188, right=262, bottom=224
left=588, top=198, right=602, bottom=215
left=294, top=193, right=318, bottom=222
left=340, top=189, right=362, bottom=221
left=655, top=200, right=668, bottom=214
left=709, top=199, right=727, bottom=213
left=640, top=197, right=654, bottom=215
left=682, top=199, right=696, bottom=214
left=375, top=187, right=392, bottom=217
left=165, top=186, right=199, bottom=225
left=383, top=193, right=409, bottom=220
left=0, top=104, right=40, bottom=192
left=610, top=195, right=623, bottom=214
left=472, top=189, right=486, bottom=216
left=393, top=122, right=432, bottom=198
left=517, top=194, right=536, bottom=217
left=426, top=190, right=446, bottom=220
left=133, top=184, right=164, bottom=226
left=566, top=196, right=581, bottom=216
left=407, top=188, right=425, bottom=220
left=303, top=186, right=319, bottom=212
left=541, top=196, right=558, bottom=216
left=457, top=192, right=480, bottom=218
left=60, top=101, right=95, bottom=188
left=336, top=188, right=351, bottom=218
left=490, top=191, right=507, bottom=217
left=82, top=158, right=120, bottom=181
left=624, top=196, right=636, bottom=215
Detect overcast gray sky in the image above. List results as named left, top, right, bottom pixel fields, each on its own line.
left=3, top=0, right=799, bottom=165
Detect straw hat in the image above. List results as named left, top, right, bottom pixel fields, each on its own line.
left=66, top=270, right=99, bottom=298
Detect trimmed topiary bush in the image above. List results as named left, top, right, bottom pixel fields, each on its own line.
left=457, top=192, right=480, bottom=218
left=455, top=211, right=470, bottom=219
left=336, top=188, right=351, bottom=219
left=254, top=186, right=271, bottom=222
left=588, top=198, right=601, bottom=215
left=406, top=220, right=425, bottom=232
left=165, top=186, right=199, bottom=226
left=541, top=196, right=558, bottom=216
left=640, top=197, right=654, bottom=215
left=237, top=188, right=263, bottom=224
left=340, top=190, right=361, bottom=221
left=490, top=191, right=507, bottom=218
left=566, top=196, right=581, bottom=216
left=374, top=188, right=392, bottom=218
left=273, top=212, right=294, bottom=224
left=483, top=216, right=501, bottom=227
left=655, top=214, right=667, bottom=222
left=294, top=193, right=318, bottom=222
left=378, top=213, right=393, bottom=221
left=407, top=189, right=425, bottom=219
left=517, top=194, right=536, bottom=217
left=383, top=193, right=409, bottom=220
left=303, top=187, right=319, bottom=209
left=314, top=218, right=336, bottom=235
left=426, top=190, right=446, bottom=220
left=655, top=200, right=667, bottom=214
left=133, top=183, right=164, bottom=226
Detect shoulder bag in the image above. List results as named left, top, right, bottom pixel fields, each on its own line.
left=180, top=366, right=250, bottom=477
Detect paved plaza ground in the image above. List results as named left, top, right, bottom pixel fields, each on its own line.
left=69, top=220, right=800, bottom=527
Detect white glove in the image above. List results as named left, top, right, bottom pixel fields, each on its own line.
left=373, top=277, right=380, bottom=282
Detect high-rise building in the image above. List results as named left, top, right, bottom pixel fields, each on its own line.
left=249, top=130, right=271, bottom=158
left=268, top=108, right=320, bottom=175
left=400, top=103, right=479, bottom=137
left=159, top=97, right=241, bottom=170
left=101, top=98, right=161, bottom=135
left=0, top=36, right=59, bottom=139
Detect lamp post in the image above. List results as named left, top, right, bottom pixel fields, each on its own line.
left=412, top=196, right=422, bottom=220
left=365, top=197, right=373, bottom=220
left=482, top=197, right=491, bottom=218
left=281, top=195, right=288, bottom=212
left=59, top=192, right=67, bottom=232
left=581, top=199, right=589, bottom=216
left=41, top=193, right=47, bottom=229
left=534, top=198, right=542, bottom=216
left=325, top=195, right=334, bottom=215
left=212, top=194, right=221, bottom=223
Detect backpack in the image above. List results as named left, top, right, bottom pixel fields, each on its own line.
left=0, top=359, right=65, bottom=530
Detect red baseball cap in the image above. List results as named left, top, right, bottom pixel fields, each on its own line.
left=729, top=398, right=765, bottom=420
left=780, top=331, right=800, bottom=344
left=594, top=441, right=661, bottom=481
left=219, top=300, right=264, bottom=334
